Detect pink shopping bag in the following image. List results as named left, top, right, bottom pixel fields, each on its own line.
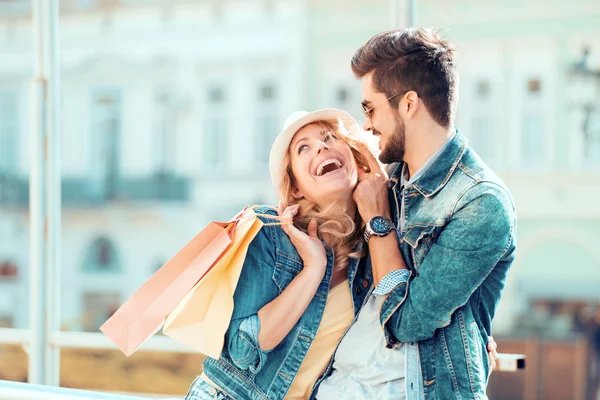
left=100, top=207, right=251, bottom=356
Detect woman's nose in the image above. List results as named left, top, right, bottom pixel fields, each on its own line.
left=317, top=142, right=330, bottom=154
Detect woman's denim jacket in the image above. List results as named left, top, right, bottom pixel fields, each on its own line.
left=200, top=207, right=373, bottom=400
left=380, top=131, right=517, bottom=399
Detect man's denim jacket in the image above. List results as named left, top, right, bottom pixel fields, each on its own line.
left=381, top=131, right=517, bottom=399
left=201, top=207, right=373, bottom=400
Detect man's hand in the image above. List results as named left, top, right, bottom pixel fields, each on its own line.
left=352, top=141, right=391, bottom=222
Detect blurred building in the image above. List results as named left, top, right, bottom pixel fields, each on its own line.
left=0, top=0, right=391, bottom=333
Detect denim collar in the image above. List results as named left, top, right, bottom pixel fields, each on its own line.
left=390, top=130, right=468, bottom=198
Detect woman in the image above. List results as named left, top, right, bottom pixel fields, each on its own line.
left=184, top=108, right=374, bottom=400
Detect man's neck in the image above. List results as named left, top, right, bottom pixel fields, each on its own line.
left=404, top=125, right=455, bottom=179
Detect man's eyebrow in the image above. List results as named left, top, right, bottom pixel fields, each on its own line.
left=361, top=99, right=372, bottom=108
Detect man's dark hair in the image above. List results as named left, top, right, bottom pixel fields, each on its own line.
left=351, top=28, right=458, bottom=128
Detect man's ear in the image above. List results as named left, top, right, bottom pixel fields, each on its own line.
left=403, top=90, right=420, bottom=119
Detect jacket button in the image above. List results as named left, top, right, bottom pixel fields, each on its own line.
left=355, top=287, right=361, bottom=294
left=362, top=280, right=369, bottom=288
left=208, top=387, right=217, bottom=395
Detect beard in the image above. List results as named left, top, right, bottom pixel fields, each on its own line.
left=377, top=114, right=406, bottom=164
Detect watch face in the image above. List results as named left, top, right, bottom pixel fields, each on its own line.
left=371, top=216, right=393, bottom=235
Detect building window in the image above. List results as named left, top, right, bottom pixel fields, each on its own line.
left=332, top=84, right=361, bottom=120
left=260, top=84, right=275, bottom=101
left=154, top=87, right=177, bottom=175
left=0, top=315, right=13, bottom=328
left=527, top=79, right=542, bottom=94
left=204, top=85, right=228, bottom=169
left=0, top=0, right=30, bottom=17
left=476, top=81, right=490, bottom=97
left=582, top=105, right=600, bottom=167
left=336, top=87, right=349, bottom=104
left=256, top=82, right=278, bottom=168
left=471, top=116, right=494, bottom=161
left=0, top=260, right=19, bottom=280
left=90, top=89, right=121, bottom=199
left=82, top=292, right=121, bottom=332
left=209, top=87, right=224, bottom=103
left=521, top=78, right=546, bottom=169
left=470, top=80, right=495, bottom=166
left=84, top=236, right=119, bottom=272
left=0, top=89, right=19, bottom=176
left=73, top=0, right=98, bottom=9
left=522, top=114, right=545, bottom=167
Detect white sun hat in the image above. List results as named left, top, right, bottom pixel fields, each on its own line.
left=268, top=108, right=361, bottom=197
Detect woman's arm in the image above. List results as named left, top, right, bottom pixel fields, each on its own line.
left=257, top=267, right=323, bottom=350
left=226, top=205, right=327, bottom=372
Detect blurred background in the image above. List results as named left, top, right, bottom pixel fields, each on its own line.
left=0, top=0, right=599, bottom=399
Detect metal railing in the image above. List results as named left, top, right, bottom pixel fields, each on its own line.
left=0, top=380, right=177, bottom=400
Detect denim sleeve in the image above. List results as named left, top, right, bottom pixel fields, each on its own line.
left=225, top=221, right=277, bottom=374
left=380, top=184, right=516, bottom=342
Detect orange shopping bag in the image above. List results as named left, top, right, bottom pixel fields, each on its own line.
left=163, top=207, right=264, bottom=358
left=100, top=207, right=252, bottom=357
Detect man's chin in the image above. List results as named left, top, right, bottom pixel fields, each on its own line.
left=379, top=149, right=403, bottom=164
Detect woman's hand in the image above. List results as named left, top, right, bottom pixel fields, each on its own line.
left=278, top=204, right=327, bottom=277
left=487, top=336, right=498, bottom=371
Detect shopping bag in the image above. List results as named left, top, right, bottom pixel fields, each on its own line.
left=163, top=207, right=264, bottom=358
left=99, top=207, right=251, bottom=356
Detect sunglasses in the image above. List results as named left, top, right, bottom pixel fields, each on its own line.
left=361, top=91, right=406, bottom=120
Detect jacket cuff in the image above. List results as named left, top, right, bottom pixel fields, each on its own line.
left=379, top=279, right=409, bottom=344
left=232, top=314, right=271, bottom=373
left=373, top=269, right=410, bottom=296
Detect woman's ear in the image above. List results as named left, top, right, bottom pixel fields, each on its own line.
left=292, top=186, right=304, bottom=199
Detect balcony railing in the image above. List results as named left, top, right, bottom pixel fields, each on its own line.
left=0, top=174, right=190, bottom=207
left=0, top=328, right=191, bottom=353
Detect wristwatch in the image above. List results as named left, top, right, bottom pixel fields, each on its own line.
left=363, top=216, right=396, bottom=243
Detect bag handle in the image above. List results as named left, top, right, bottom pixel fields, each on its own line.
left=221, top=205, right=294, bottom=235
left=250, top=205, right=293, bottom=227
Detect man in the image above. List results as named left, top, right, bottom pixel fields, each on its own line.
left=315, top=28, right=516, bottom=399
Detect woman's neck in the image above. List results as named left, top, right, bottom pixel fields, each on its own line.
left=319, top=196, right=357, bottom=221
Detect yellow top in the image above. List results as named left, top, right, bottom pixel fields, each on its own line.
left=285, top=280, right=354, bottom=399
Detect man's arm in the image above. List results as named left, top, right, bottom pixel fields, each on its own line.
left=379, top=184, right=516, bottom=342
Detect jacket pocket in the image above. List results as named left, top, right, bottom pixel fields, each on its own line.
left=272, top=255, right=303, bottom=293
left=403, top=224, right=438, bottom=269
left=186, top=377, right=218, bottom=400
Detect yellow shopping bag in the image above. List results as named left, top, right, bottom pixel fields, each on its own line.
left=163, top=206, right=264, bottom=359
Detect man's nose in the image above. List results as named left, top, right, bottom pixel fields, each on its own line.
left=363, top=118, right=373, bottom=132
